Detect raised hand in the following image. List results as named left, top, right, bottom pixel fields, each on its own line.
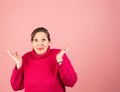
left=56, top=44, right=70, bottom=64
left=7, top=49, right=22, bottom=69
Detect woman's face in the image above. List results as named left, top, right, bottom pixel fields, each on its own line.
left=32, top=32, right=50, bottom=55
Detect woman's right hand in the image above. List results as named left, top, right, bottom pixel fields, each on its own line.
left=7, top=49, right=22, bottom=69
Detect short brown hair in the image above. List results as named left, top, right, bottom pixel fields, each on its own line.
left=31, top=27, right=51, bottom=42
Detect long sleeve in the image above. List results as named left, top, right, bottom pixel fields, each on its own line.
left=58, top=54, right=77, bottom=87
left=10, top=65, right=24, bottom=91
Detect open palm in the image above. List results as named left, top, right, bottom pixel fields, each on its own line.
left=56, top=44, right=70, bottom=64
left=7, top=50, right=22, bottom=69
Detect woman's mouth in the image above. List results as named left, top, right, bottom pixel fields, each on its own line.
left=38, top=48, right=44, bottom=50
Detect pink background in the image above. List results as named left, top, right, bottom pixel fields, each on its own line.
left=0, top=0, right=120, bottom=92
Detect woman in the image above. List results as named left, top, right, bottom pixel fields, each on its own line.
left=7, top=27, right=77, bottom=92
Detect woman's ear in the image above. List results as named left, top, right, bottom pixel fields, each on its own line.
left=49, top=41, right=52, bottom=46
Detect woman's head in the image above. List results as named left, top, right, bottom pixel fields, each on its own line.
left=31, top=27, right=51, bottom=55
left=31, top=27, right=51, bottom=42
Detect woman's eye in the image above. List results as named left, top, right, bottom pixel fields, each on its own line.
left=42, top=39, right=46, bottom=41
left=34, top=39, right=38, bottom=42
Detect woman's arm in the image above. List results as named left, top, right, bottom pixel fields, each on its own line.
left=58, top=54, right=77, bottom=87
left=10, top=65, right=24, bottom=91
left=7, top=49, right=24, bottom=90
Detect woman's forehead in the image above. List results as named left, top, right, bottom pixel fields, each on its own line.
left=34, top=32, right=47, bottom=38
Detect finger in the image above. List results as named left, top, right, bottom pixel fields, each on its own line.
left=62, top=44, right=70, bottom=54
left=7, top=49, right=18, bottom=60
left=57, top=44, right=70, bottom=59
left=15, top=51, right=21, bottom=59
left=15, top=51, right=19, bottom=56
left=6, top=49, right=10, bottom=54
left=7, top=49, right=14, bottom=57
left=59, top=44, right=70, bottom=55
left=64, top=44, right=70, bottom=52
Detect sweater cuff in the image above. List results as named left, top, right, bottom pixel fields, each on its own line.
left=14, top=64, right=22, bottom=72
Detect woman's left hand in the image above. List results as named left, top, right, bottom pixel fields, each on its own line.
left=56, top=44, right=70, bottom=64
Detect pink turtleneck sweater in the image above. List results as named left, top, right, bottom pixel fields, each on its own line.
left=10, top=47, right=77, bottom=92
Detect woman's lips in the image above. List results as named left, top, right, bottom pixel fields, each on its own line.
left=38, top=48, right=44, bottom=50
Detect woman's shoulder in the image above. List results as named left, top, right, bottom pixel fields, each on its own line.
left=50, top=48, right=61, bottom=53
left=22, top=51, right=32, bottom=59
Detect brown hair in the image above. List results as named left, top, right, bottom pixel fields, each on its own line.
left=31, top=27, right=51, bottom=42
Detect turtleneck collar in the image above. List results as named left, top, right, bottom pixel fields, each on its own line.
left=31, top=46, right=51, bottom=60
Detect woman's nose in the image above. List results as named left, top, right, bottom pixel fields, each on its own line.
left=37, top=41, right=44, bottom=46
